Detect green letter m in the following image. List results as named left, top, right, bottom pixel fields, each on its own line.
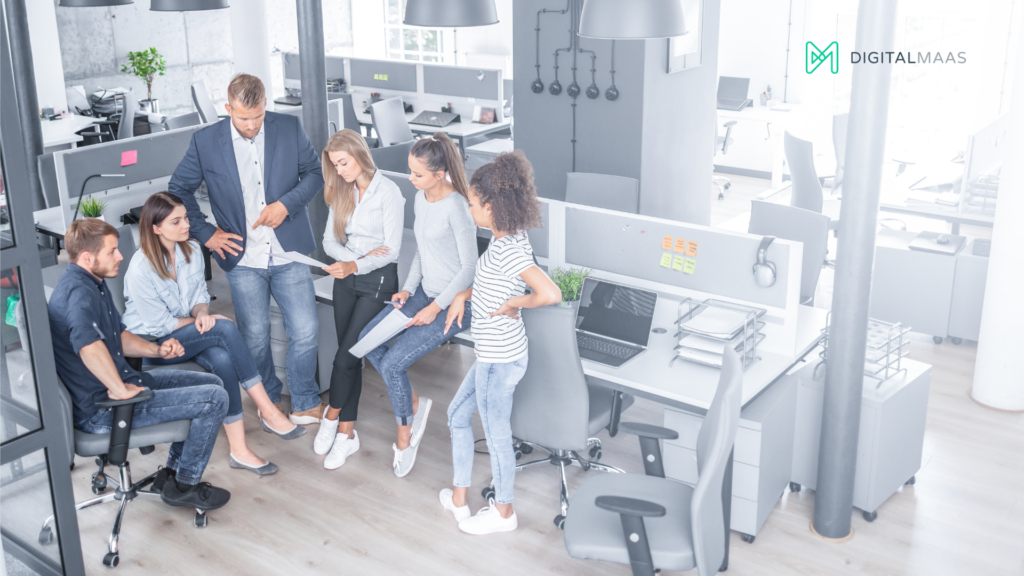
left=806, top=41, right=839, bottom=74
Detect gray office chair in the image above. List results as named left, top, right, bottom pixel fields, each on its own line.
left=829, top=113, right=849, bottom=193
left=337, top=93, right=377, bottom=148
left=748, top=200, right=830, bottom=305
left=713, top=121, right=738, bottom=200
left=37, top=153, right=61, bottom=209
left=784, top=131, right=824, bottom=214
left=370, top=140, right=414, bottom=173
left=191, top=81, right=220, bottom=124
left=110, top=90, right=137, bottom=141
left=565, top=172, right=640, bottom=214
left=563, top=348, right=743, bottom=576
left=164, top=112, right=202, bottom=131
left=504, top=305, right=636, bottom=529
left=370, top=97, right=414, bottom=147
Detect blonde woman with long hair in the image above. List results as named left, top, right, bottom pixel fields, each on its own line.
left=314, top=129, right=405, bottom=469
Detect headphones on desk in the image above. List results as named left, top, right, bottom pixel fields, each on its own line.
left=752, top=236, right=777, bottom=288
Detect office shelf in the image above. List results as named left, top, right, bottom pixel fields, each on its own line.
left=672, top=299, right=766, bottom=370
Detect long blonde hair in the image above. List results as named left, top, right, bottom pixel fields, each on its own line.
left=322, top=129, right=376, bottom=244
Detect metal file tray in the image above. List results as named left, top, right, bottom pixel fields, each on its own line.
left=676, top=329, right=766, bottom=354
left=674, top=299, right=767, bottom=339
left=820, top=314, right=909, bottom=387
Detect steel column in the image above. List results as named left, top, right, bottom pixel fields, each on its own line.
left=295, top=0, right=330, bottom=264
left=5, top=0, right=46, bottom=212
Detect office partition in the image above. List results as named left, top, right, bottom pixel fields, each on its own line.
left=349, top=58, right=418, bottom=93
left=422, top=64, right=502, bottom=101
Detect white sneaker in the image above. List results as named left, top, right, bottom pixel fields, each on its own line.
left=439, top=489, right=470, bottom=522
left=392, top=442, right=421, bottom=478
left=410, top=398, right=432, bottom=447
left=313, top=408, right=339, bottom=455
left=458, top=505, right=517, bottom=535
left=324, top=430, right=359, bottom=470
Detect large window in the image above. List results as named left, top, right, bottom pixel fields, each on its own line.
left=384, top=0, right=446, bottom=62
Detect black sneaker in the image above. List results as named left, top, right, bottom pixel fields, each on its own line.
left=150, top=467, right=175, bottom=493
left=161, top=481, right=231, bottom=511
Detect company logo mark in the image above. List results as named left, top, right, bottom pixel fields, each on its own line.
left=806, top=41, right=840, bottom=74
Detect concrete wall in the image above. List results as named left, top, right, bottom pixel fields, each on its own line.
left=267, top=0, right=353, bottom=98
left=54, top=0, right=234, bottom=118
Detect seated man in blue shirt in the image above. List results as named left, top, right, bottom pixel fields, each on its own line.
left=48, top=219, right=231, bottom=511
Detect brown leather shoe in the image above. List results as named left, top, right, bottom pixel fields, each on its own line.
left=290, top=402, right=328, bottom=426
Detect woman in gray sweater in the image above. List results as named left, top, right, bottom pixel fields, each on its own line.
left=358, top=132, right=478, bottom=478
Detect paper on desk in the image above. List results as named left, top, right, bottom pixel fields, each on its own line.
left=349, top=308, right=409, bottom=358
left=275, top=251, right=329, bottom=268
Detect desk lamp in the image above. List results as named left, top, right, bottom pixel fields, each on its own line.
left=73, top=174, right=125, bottom=222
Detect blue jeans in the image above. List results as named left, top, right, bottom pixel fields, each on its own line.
left=145, top=320, right=262, bottom=425
left=362, top=286, right=472, bottom=425
left=447, top=355, right=529, bottom=505
left=224, top=261, right=320, bottom=413
left=76, top=370, right=228, bottom=485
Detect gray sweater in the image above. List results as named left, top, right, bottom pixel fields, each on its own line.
left=401, top=190, right=478, bottom=309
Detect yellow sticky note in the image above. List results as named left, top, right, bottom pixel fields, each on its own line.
left=674, top=238, right=688, bottom=253
left=662, top=235, right=673, bottom=250
left=686, top=241, right=698, bottom=257
left=672, top=255, right=685, bottom=271
left=684, top=258, right=697, bottom=274
left=660, top=253, right=673, bottom=268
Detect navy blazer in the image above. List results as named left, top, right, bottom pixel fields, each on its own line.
left=169, top=112, right=324, bottom=271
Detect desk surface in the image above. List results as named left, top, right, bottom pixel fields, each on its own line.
left=35, top=199, right=215, bottom=246
left=356, top=109, right=511, bottom=139
left=40, top=115, right=100, bottom=148
left=717, top=104, right=800, bottom=123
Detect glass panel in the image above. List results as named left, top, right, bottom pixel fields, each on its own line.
left=387, top=28, right=402, bottom=52
left=403, top=28, right=420, bottom=52
left=1, top=266, right=41, bottom=444
left=1, top=449, right=63, bottom=571
left=1, top=150, right=12, bottom=249
left=422, top=29, right=439, bottom=53
left=404, top=53, right=420, bottom=61
left=423, top=55, right=439, bottom=62
left=385, top=0, right=401, bottom=24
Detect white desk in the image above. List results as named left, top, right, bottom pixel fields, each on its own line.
left=356, top=109, right=511, bottom=153
left=716, top=105, right=800, bottom=189
left=40, top=115, right=101, bottom=150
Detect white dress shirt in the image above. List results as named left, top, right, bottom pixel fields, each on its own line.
left=322, top=170, right=404, bottom=275
left=231, top=121, right=285, bottom=269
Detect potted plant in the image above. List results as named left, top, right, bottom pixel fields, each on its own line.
left=120, top=47, right=167, bottom=113
left=551, top=267, right=592, bottom=309
left=76, top=197, right=108, bottom=222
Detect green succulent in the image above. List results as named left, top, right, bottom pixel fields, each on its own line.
left=76, top=197, right=107, bottom=218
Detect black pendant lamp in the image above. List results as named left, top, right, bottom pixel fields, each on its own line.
left=403, top=0, right=498, bottom=27
left=59, top=0, right=133, bottom=6
left=151, top=0, right=229, bottom=11
left=579, top=0, right=687, bottom=39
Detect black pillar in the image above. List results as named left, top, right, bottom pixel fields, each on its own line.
left=296, top=0, right=330, bottom=264
left=6, top=0, right=47, bottom=212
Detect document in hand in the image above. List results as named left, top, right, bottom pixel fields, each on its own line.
left=348, top=308, right=409, bottom=358
left=274, top=251, right=329, bottom=268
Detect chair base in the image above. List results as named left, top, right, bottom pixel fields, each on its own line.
left=39, top=459, right=209, bottom=568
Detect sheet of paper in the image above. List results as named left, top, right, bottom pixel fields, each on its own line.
left=275, top=251, right=329, bottom=268
left=659, top=253, right=673, bottom=268
left=686, top=241, right=698, bottom=257
left=121, top=150, right=137, bottom=167
left=674, top=238, right=688, bottom=253
left=662, top=235, right=673, bottom=250
left=672, top=255, right=685, bottom=271
left=684, top=258, right=697, bottom=274
left=349, top=308, right=409, bottom=358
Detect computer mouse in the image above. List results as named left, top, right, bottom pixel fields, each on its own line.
left=936, top=234, right=950, bottom=244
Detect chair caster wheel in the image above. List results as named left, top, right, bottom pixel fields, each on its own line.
left=514, top=449, right=523, bottom=460
left=741, top=533, right=755, bottom=543
left=589, top=446, right=603, bottom=460
left=481, top=486, right=495, bottom=502
left=789, top=482, right=801, bottom=493
left=91, top=475, right=107, bottom=494
left=554, top=515, right=565, bottom=530
left=905, top=475, right=916, bottom=485
left=863, top=510, right=877, bottom=522
left=139, top=445, right=155, bottom=455
left=194, top=512, right=208, bottom=528
left=103, top=552, right=119, bottom=567
left=38, top=527, right=53, bottom=545
left=70, top=462, right=75, bottom=471
left=718, top=193, right=725, bottom=200
left=951, top=337, right=962, bottom=345
left=520, top=444, right=533, bottom=455
left=933, top=336, right=944, bottom=345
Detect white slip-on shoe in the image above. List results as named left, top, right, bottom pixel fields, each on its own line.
left=392, top=442, right=421, bottom=478
left=410, top=398, right=432, bottom=447
left=458, top=505, right=518, bottom=535
left=324, top=430, right=359, bottom=470
left=439, top=489, right=471, bottom=522
left=313, top=407, right=340, bottom=455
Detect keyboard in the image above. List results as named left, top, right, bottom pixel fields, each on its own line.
left=410, top=111, right=460, bottom=127
left=577, top=333, right=641, bottom=360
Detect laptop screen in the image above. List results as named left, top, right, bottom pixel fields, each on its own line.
left=718, top=76, right=750, bottom=101
left=575, top=278, right=658, bottom=348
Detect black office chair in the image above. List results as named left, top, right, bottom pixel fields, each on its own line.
left=370, top=140, right=414, bottom=173
left=65, top=86, right=119, bottom=145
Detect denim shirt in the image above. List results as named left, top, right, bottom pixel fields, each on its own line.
left=122, top=241, right=210, bottom=338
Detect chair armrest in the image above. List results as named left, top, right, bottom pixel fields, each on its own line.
left=94, top=120, right=118, bottom=126
left=618, top=422, right=679, bottom=441
left=595, top=496, right=666, bottom=518
left=95, top=388, right=154, bottom=408
left=94, top=389, right=154, bottom=465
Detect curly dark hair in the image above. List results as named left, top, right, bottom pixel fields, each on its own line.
left=469, top=150, right=542, bottom=234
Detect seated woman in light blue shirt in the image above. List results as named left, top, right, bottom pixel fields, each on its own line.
left=123, top=192, right=306, bottom=476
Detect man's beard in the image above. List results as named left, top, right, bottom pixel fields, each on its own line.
left=90, top=261, right=118, bottom=279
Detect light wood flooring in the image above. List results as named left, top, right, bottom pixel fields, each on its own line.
left=67, top=181, right=1023, bottom=575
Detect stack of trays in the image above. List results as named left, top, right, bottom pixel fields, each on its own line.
left=672, top=299, right=766, bottom=370
left=819, top=314, right=910, bottom=386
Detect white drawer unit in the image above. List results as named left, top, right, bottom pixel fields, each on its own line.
left=464, top=138, right=513, bottom=178
left=662, top=375, right=797, bottom=543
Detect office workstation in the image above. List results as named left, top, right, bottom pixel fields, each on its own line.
left=2, top=0, right=1022, bottom=575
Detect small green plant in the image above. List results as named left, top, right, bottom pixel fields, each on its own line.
left=120, top=47, right=167, bottom=103
left=551, top=267, right=592, bottom=302
left=76, top=197, right=107, bottom=218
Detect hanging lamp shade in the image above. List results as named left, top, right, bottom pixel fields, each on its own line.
left=578, top=0, right=687, bottom=39
left=59, top=0, right=133, bottom=6
left=403, top=0, right=498, bottom=27
left=150, top=0, right=229, bottom=11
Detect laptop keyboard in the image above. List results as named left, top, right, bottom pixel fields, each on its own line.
left=577, top=333, right=640, bottom=360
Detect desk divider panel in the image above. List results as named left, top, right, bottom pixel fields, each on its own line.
left=422, top=64, right=501, bottom=101
left=349, top=58, right=418, bottom=93
left=563, top=205, right=793, bottom=310
left=529, top=201, right=549, bottom=259
left=281, top=52, right=347, bottom=83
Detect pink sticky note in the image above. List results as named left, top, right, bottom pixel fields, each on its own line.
left=120, top=150, right=137, bottom=167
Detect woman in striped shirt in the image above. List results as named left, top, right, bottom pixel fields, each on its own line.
left=439, top=151, right=561, bottom=535
left=315, top=129, right=404, bottom=470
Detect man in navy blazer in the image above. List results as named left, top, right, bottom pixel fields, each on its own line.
left=170, top=74, right=326, bottom=425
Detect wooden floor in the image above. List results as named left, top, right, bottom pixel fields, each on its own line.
left=68, top=181, right=1024, bottom=575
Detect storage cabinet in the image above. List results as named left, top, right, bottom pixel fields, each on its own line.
left=948, top=239, right=989, bottom=343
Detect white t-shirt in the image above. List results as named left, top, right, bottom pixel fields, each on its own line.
left=470, top=234, right=537, bottom=363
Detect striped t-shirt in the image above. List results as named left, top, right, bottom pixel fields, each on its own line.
left=471, top=234, right=537, bottom=363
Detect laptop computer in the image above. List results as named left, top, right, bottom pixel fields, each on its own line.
left=574, top=278, right=658, bottom=368
left=717, top=76, right=753, bottom=111
left=410, top=110, right=461, bottom=128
